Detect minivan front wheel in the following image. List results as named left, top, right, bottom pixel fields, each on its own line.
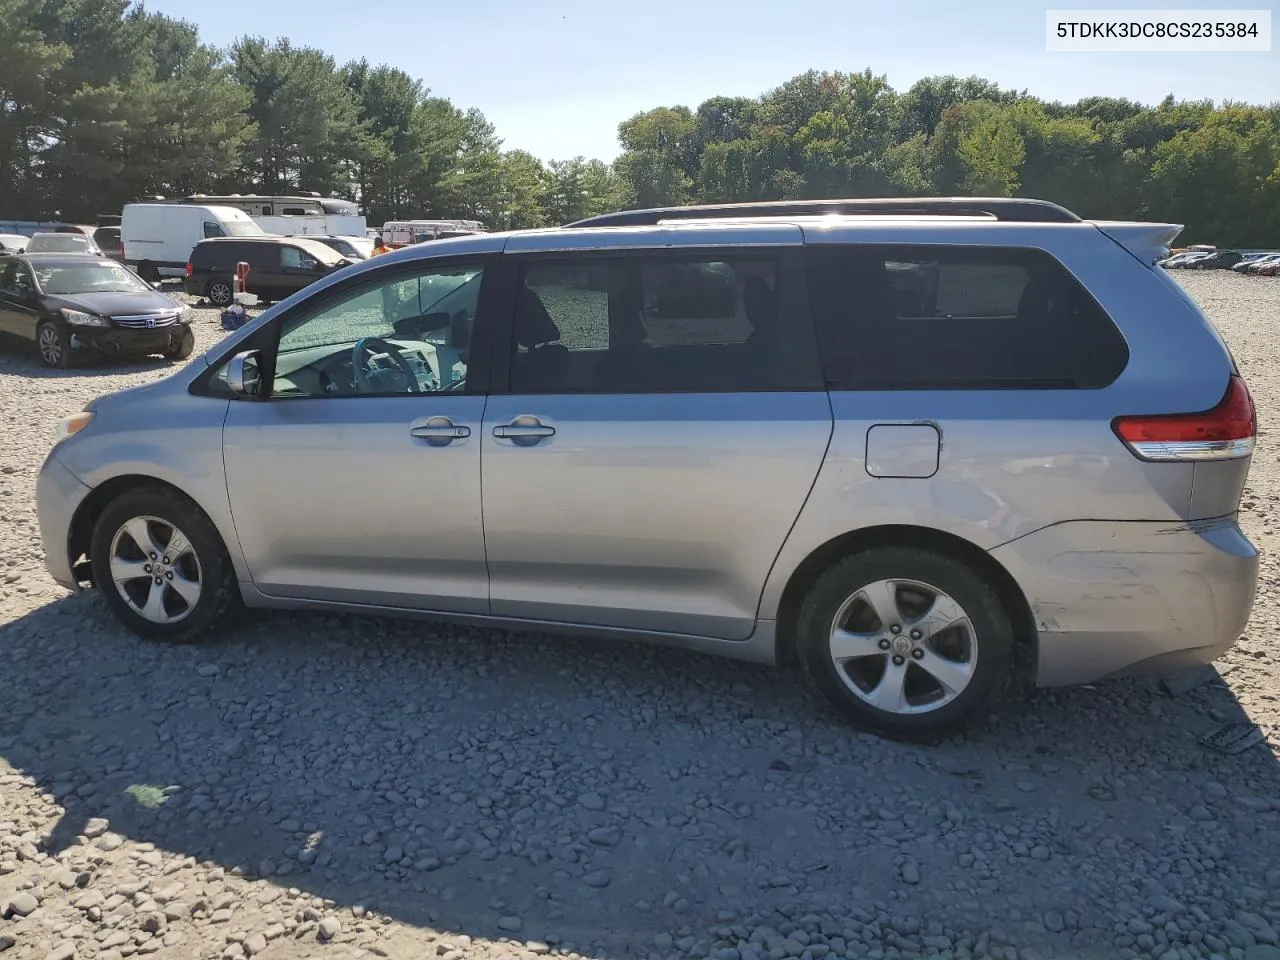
left=796, top=547, right=1013, bottom=738
left=90, top=485, right=239, bottom=642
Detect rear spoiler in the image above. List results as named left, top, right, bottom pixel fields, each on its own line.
left=1090, top=221, right=1184, bottom=267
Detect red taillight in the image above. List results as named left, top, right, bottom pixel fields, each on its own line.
left=184, top=262, right=193, bottom=278
left=1112, top=375, right=1256, bottom=462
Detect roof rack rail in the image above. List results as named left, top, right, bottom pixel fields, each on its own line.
left=567, top=197, right=1081, bottom=228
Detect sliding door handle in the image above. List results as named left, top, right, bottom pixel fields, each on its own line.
left=492, top=415, right=555, bottom=445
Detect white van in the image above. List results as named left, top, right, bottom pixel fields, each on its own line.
left=121, top=204, right=266, bottom=280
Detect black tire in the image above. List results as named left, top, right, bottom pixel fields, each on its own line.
left=164, top=326, right=196, bottom=361
left=206, top=280, right=233, bottom=307
left=36, top=321, right=73, bottom=368
left=137, top=261, right=160, bottom=283
left=89, top=484, right=240, bottom=643
left=795, top=547, right=1014, bottom=739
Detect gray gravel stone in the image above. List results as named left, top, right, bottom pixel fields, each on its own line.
left=4, top=892, right=39, bottom=917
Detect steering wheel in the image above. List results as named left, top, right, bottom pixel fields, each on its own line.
left=352, top=336, right=419, bottom=394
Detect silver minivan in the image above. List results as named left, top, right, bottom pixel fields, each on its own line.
left=36, top=198, right=1259, bottom=737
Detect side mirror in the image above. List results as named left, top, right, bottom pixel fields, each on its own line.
left=227, top=350, right=263, bottom=399
left=150, top=281, right=163, bottom=290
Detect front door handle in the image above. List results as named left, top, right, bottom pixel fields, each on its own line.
left=492, top=415, right=555, bottom=446
left=410, top=416, right=471, bottom=446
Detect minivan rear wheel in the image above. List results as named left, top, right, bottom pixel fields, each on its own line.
left=90, top=485, right=240, bottom=643
left=796, top=547, right=1013, bottom=738
left=206, top=280, right=233, bottom=307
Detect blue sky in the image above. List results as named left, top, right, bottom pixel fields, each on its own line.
left=155, top=0, right=1278, bottom=162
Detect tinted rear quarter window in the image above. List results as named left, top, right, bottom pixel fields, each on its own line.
left=805, top=244, right=1128, bottom=389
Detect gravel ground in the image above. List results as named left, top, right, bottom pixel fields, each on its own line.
left=2, top=275, right=1280, bottom=960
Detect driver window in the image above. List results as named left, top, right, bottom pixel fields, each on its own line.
left=271, top=263, right=485, bottom=399
left=2, top=263, right=34, bottom=297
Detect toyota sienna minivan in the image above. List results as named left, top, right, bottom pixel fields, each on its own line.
left=37, top=197, right=1258, bottom=737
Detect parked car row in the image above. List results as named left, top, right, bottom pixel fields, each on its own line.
left=1159, top=249, right=1280, bottom=273
left=1235, top=253, right=1280, bottom=276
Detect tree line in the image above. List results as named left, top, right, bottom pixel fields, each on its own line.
left=3, top=0, right=1278, bottom=244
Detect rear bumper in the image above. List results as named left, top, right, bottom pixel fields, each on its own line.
left=990, top=517, right=1258, bottom=686
left=74, top=323, right=190, bottom=355
left=36, top=452, right=92, bottom=592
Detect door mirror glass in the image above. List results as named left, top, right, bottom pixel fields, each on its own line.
left=227, top=350, right=263, bottom=398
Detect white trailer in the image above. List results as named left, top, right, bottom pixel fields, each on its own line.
left=254, top=214, right=367, bottom=237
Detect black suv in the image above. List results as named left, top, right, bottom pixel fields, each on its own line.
left=184, top=237, right=353, bottom=306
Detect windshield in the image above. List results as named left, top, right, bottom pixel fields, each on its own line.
left=34, top=261, right=150, bottom=295
left=28, top=234, right=91, bottom=253
left=224, top=219, right=266, bottom=238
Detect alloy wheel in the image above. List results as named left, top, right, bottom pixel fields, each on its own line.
left=38, top=326, right=63, bottom=366
left=108, top=515, right=203, bottom=624
left=828, top=578, right=978, bottom=715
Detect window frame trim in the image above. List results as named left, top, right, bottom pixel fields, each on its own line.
left=489, top=245, right=825, bottom=397
left=188, top=252, right=506, bottom=401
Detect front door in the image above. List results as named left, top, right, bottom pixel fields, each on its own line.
left=279, top=245, right=325, bottom=299
left=0, top=261, right=39, bottom=339
left=222, top=256, right=497, bottom=613
left=481, top=245, right=833, bottom=640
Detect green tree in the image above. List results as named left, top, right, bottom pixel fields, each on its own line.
left=614, top=106, right=698, bottom=207
left=544, top=157, right=626, bottom=223
left=0, top=0, right=69, bottom=216
left=232, top=37, right=368, bottom=196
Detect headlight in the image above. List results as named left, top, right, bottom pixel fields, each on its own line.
left=54, top=411, right=94, bottom=444
left=180, top=306, right=195, bottom=324
left=61, top=309, right=108, bottom=327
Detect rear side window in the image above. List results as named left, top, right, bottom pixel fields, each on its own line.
left=195, top=242, right=229, bottom=265
left=243, top=244, right=273, bottom=268
left=508, top=252, right=821, bottom=394
left=806, top=244, right=1129, bottom=389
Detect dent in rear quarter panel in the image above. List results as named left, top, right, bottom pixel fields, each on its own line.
left=51, top=389, right=241, bottom=579
left=990, top=517, right=1257, bottom=684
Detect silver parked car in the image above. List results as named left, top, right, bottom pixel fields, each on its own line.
left=36, top=197, right=1259, bottom=737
